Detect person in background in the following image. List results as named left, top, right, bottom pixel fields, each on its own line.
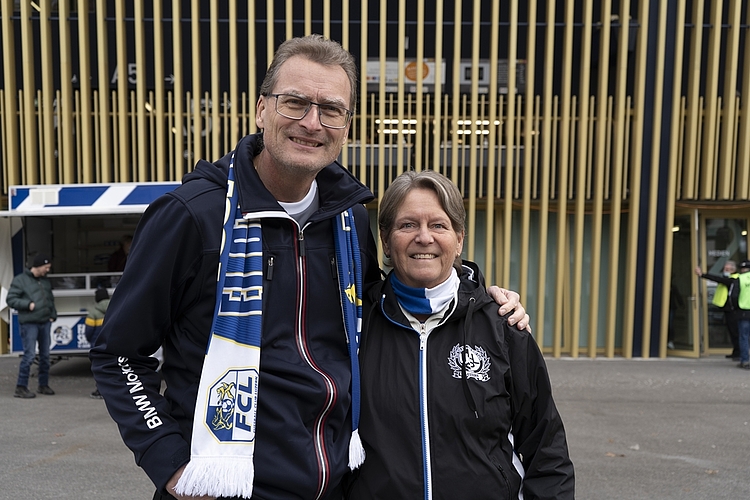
left=733, top=260, right=750, bottom=369
left=698, top=260, right=750, bottom=368
left=85, top=287, right=110, bottom=399
left=347, top=170, right=574, bottom=499
left=7, top=253, right=57, bottom=399
left=695, top=260, right=740, bottom=360
left=90, top=35, right=529, bottom=500
left=107, top=235, right=133, bottom=272
left=667, top=279, right=685, bottom=350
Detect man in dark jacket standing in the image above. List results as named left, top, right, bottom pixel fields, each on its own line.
left=7, top=253, right=57, bottom=398
left=90, top=36, right=380, bottom=500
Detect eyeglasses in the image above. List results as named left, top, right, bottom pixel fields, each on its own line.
left=266, top=93, right=352, bottom=129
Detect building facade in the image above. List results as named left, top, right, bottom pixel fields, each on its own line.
left=1, top=0, right=749, bottom=358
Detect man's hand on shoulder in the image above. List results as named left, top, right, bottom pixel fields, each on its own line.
left=487, top=286, right=531, bottom=332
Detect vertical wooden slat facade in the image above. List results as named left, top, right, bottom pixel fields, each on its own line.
left=18, top=1, right=37, bottom=185
left=740, top=6, right=750, bottom=199
left=0, top=0, right=19, bottom=188
left=77, top=0, right=94, bottom=183
left=38, top=1, right=55, bottom=183
left=606, top=1, right=631, bottom=359
left=114, top=1, right=128, bottom=181
left=553, top=1, right=575, bottom=357
left=2, top=0, right=750, bottom=358
left=622, top=0, right=649, bottom=358
left=641, top=0, right=668, bottom=357
left=658, top=0, right=688, bottom=358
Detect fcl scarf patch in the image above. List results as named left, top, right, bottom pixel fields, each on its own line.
left=175, top=152, right=262, bottom=498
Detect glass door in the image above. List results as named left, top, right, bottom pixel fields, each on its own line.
left=668, top=211, right=700, bottom=357
left=698, top=215, right=749, bottom=356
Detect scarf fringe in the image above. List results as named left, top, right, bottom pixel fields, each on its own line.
left=348, top=428, right=366, bottom=470
left=174, top=456, right=255, bottom=498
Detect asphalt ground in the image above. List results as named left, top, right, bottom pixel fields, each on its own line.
left=1, top=353, right=749, bottom=499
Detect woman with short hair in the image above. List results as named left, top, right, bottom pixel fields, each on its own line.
left=348, top=170, right=575, bottom=499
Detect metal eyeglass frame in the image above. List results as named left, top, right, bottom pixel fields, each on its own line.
left=266, top=93, right=353, bottom=129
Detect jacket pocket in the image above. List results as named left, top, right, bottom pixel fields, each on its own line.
left=490, top=455, right=517, bottom=499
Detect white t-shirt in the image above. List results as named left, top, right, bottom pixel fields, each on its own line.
left=278, top=180, right=319, bottom=226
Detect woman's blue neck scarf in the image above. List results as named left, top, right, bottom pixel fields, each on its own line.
left=390, top=268, right=459, bottom=315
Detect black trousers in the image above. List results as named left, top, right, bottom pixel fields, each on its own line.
left=726, top=310, right=741, bottom=355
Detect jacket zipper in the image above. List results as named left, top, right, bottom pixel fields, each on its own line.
left=294, top=224, right=336, bottom=500
left=266, top=256, right=274, bottom=280
left=379, top=292, right=470, bottom=499
left=377, top=295, right=439, bottom=500
left=419, top=323, right=433, bottom=500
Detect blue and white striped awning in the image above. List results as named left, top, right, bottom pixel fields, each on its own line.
left=3, top=182, right=180, bottom=216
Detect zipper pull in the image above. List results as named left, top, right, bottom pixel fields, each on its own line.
left=266, top=256, right=274, bottom=280
left=299, top=231, right=306, bottom=257
left=419, top=326, right=427, bottom=351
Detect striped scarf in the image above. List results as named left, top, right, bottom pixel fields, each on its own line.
left=333, top=209, right=366, bottom=470
left=390, top=268, right=459, bottom=316
left=174, top=152, right=261, bottom=498
left=175, top=153, right=364, bottom=498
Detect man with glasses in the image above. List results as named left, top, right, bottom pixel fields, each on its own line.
left=267, top=93, right=353, bottom=128
left=91, top=35, right=528, bottom=500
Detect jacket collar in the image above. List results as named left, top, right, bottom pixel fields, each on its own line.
left=369, top=262, right=493, bottom=329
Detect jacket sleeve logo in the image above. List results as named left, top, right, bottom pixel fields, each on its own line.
left=448, top=344, right=491, bottom=382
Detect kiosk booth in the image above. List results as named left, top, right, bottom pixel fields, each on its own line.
left=1, top=182, right=179, bottom=356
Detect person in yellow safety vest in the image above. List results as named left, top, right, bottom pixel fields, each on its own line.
left=736, top=260, right=750, bottom=369
left=85, top=287, right=110, bottom=399
left=704, top=259, right=750, bottom=368
left=695, top=260, right=740, bottom=360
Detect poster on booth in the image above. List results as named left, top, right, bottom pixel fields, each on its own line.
left=11, top=313, right=90, bottom=354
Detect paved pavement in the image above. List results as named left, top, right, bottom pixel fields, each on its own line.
left=1, top=353, right=749, bottom=499
left=547, top=355, right=750, bottom=499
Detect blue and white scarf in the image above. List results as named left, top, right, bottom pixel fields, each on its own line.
left=175, top=154, right=365, bottom=498
left=175, top=152, right=262, bottom=498
left=390, top=268, right=460, bottom=316
left=333, top=209, right=366, bottom=470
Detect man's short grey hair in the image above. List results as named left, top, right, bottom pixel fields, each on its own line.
left=259, top=34, right=358, bottom=113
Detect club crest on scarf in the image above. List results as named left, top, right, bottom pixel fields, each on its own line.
left=448, top=344, right=491, bottom=382
left=206, top=369, right=259, bottom=442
